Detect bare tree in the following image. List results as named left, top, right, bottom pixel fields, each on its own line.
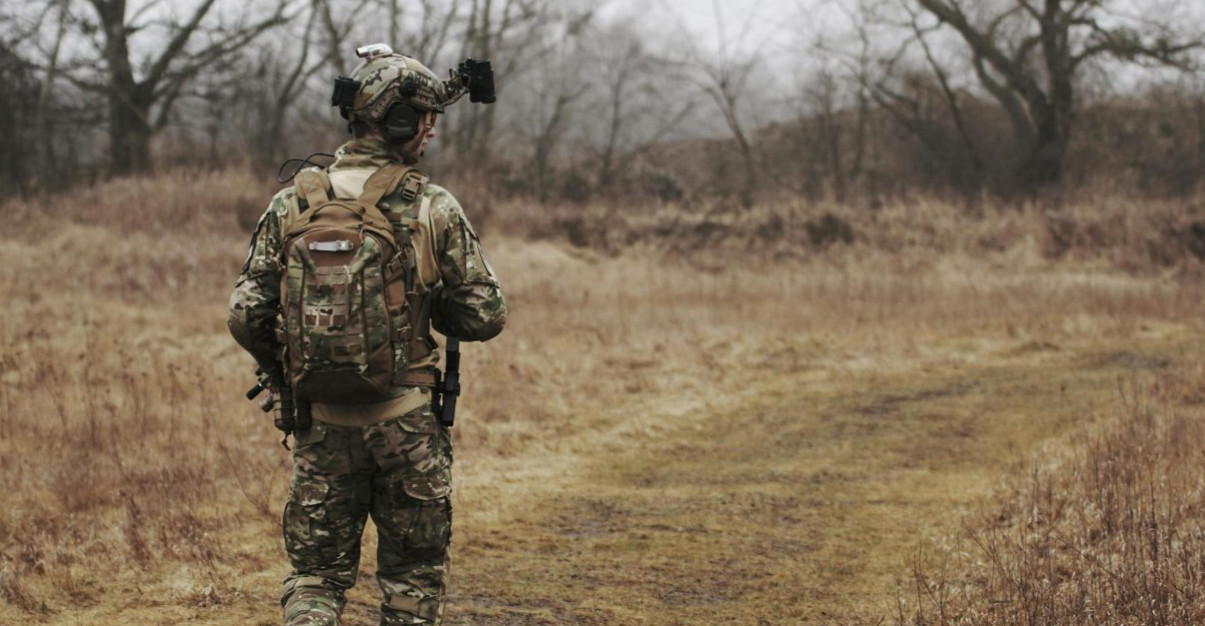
left=313, top=0, right=372, bottom=74
left=868, top=1, right=987, bottom=190
left=519, top=7, right=603, bottom=200
left=661, top=0, right=769, bottom=206
left=238, top=0, right=364, bottom=165
left=449, top=0, right=557, bottom=162
left=0, top=40, right=40, bottom=194
left=806, top=69, right=853, bottom=201
left=59, top=0, right=288, bottom=174
left=33, top=0, right=71, bottom=181
left=584, top=18, right=697, bottom=191
left=799, top=1, right=884, bottom=201
left=898, top=0, right=1204, bottom=192
left=0, top=4, right=51, bottom=189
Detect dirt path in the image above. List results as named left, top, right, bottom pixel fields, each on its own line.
left=7, top=222, right=1202, bottom=625
left=437, top=329, right=1200, bottom=625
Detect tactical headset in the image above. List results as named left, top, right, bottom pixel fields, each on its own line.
left=381, top=104, right=422, bottom=143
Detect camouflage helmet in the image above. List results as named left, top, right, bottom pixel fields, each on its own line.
left=336, top=44, right=448, bottom=123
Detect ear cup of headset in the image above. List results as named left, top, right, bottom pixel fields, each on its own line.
left=381, top=104, right=421, bottom=143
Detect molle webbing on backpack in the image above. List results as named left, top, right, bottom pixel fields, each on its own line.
left=278, top=165, right=426, bottom=404
left=287, top=164, right=440, bottom=395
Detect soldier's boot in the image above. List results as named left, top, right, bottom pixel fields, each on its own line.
left=282, top=579, right=346, bottom=626
left=379, top=591, right=443, bottom=625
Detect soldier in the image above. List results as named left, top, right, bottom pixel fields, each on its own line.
left=228, top=44, right=506, bottom=626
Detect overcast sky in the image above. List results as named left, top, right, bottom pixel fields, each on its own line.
left=607, top=0, right=814, bottom=61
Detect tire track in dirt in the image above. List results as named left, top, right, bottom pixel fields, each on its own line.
left=442, top=333, right=1198, bottom=625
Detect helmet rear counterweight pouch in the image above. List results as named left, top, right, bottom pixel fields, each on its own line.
left=277, top=164, right=419, bottom=404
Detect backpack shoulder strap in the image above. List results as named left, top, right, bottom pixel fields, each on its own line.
left=359, top=164, right=430, bottom=207
left=285, top=167, right=395, bottom=242
left=293, top=169, right=332, bottom=211
left=412, top=193, right=437, bottom=286
left=358, top=164, right=410, bottom=206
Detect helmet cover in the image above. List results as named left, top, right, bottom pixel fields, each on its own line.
left=344, top=52, right=447, bottom=123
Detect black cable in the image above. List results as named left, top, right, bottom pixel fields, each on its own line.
left=276, top=152, right=336, bottom=184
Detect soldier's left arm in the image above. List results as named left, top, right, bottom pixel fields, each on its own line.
left=427, top=188, right=507, bottom=342
left=227, top=190, right=293, bottom=374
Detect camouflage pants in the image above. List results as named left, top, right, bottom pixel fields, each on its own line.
left=281, top=405, right=452, bottom=626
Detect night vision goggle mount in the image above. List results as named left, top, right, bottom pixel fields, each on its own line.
left=447, top=58, right=496, bottom=105
left=330, top=43, right=496, bottom=116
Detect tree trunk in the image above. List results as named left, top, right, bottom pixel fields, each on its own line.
left=826, top=118, right=846, bottom=203
left=850, top=88, right=868, bottom=184
left=714, top=88, right=757, bottom=207
left=533, top=91, right=576, bottom=202
left=108, top=89, right=153, bottom=175
left=36, top=1, right=69, bottom=184
left=96, top=0, right=153, bottom=175
left=599, top=90, right=623, bottom=189
left=1018, top=117, right=1067, bottom=191
left=1196, top=98, right=1205, bottom=186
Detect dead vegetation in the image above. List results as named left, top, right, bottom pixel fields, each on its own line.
left=897, top=366, right=1205, bottom=626
left=484, top=187, right=1205, bottom=279
left=3, top=169, right=1205, bottom=624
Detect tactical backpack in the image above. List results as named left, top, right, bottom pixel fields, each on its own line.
left=276, top=164, right=429, bottom=404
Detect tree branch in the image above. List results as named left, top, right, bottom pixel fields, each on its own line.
left=907, top=8, right=984, bottom=181
left=1072, top=21, right=1204, bottom=71
left=145, top=0, right=219, bottom=92
left=151, top=10, right=288, bottom=104
left=972, top=50, right=1034, bottom=145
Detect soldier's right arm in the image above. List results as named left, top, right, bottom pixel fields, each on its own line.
left=228, top=190, right=295, bottom=374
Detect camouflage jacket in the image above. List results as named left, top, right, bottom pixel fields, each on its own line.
left=228, top=138, right=506, bottom=387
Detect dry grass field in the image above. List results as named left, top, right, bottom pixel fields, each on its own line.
left=3, top=171, right=1205, bottom=625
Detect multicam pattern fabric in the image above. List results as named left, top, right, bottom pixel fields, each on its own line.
left=282, top=405, right=452, bottom=625
left=281, top=578, right=345, bottom=626
left=349, top=54, right=448, bottom=120
left=228, top=138, right=506, bottom=626
left=277, top=168, right=403, bottom=404
left=228, top=138, right=507, bottom=381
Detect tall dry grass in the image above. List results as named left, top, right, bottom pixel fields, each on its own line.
left=0, top=169, right=288, bottom=617
left=897, top=364, right=1205, bottom=625
left=2, top=167, right=1205, bottom=623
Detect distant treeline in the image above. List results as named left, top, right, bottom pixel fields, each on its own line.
left=1, top=0, right=1203, bottom=204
